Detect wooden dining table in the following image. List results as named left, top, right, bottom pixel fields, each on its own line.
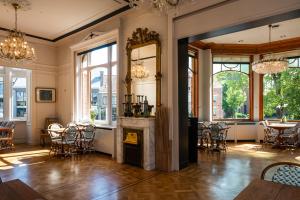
left=0, top=179, right=47, bottom=200
left=234, top=179, right=300, bottom=200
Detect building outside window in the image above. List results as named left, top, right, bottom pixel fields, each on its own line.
left=212, top=56, right=251, bottom=120
left=77, top=42, right=117, bottom=125
left=263, top=56, right=300, bottom=120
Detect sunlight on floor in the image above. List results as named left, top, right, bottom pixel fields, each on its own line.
left=0, top=149, right=49, bottom=170
left=228, top=144, right=277, bottom=158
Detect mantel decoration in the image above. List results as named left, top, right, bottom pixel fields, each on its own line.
left=252, top=25, right=288, bottom=74
left=0, top=0, right=36, bottom=63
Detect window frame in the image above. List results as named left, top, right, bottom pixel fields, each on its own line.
left=77, top=43, right=117, bottom=125
left=259, top=56, right=300, bottom=121
left=188, top=47, right=199, bottom=118
left=211, top=55, right=254, bottom=121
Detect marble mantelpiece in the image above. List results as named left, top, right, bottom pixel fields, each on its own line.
left=117, top=117, right=155, bottom=170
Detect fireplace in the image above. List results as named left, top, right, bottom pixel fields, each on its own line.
left=117, top=117, right=155, bottom=170
left=123, top=128, right=143, bottom=167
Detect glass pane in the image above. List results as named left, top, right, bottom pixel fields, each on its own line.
left=91, top=67, right=108, bottom=122
left=90, top=48, right=108, bottom=66
left=12, top=77, right=27, bottom=118
left=264, top=68, right=300, bottom=120
left=241, top=64, right=249, bottom=74
left=0, top=77, right=3, bottom=118
left=112, top=65, right=117, bottom=122
left=212, top=71, right=249, bottom=119
left=213, top=63, right=221, bottom=75
left=112, top=44, right=117, bottom=62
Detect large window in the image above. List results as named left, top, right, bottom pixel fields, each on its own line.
left=77, top=42, right=117, bottom=125
left=0, top=67, right=30, bottom=121
left=212, top=56, right=251, bottom=120
left=263, top=57, right=300, bottom=120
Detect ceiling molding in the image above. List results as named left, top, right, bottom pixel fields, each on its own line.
left=0, top=5, right=131, bottom=43
left=190, top=37, right=300, bottom=55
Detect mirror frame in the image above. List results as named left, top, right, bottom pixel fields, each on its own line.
left=126, top=28, right=162, bottom=108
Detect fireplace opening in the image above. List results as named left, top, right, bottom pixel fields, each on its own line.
left=123, top=128, right=143, bottom=167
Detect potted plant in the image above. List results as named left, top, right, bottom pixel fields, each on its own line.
left=90, top=110, right=97, bottom=123
left=276, top=103, right=288, bottom=123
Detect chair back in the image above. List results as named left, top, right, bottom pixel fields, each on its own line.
left=208, top=123, right=222, bottom=139
left=82, top=124, right=95, bottom=140
left=44, top=118, right=60, bottom=129
left=261, top=162, right=300, bottom=187
left=0, top=177, right=2, bottom=183
left=48, top=123, right=63, bottom=139
left=64, top=126, right=78, bottom=143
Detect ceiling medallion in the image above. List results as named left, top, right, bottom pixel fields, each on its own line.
left=252, top=25, right=288, bottom=74
left=0, top=0, right=36, bottom=63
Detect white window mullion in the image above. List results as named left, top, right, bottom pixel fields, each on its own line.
left=107, top=46, right=112, bottom=125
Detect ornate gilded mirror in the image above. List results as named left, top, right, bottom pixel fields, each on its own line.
left=125, top=28, right=161, bottom=116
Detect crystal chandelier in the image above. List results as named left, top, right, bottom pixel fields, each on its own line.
left=129, top=0, right=180, bottom=12
left=131, top=61, right=149, bottom=79
left=252, top=25, right=288, bottom=74
left=0, top=2, right=36, bottom=63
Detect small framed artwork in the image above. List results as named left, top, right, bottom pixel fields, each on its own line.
left=36, top=88, right=56, bottom=103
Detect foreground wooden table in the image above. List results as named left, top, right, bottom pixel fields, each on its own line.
left=234, top=179, right=300, bottom=200
left=0, top=179, right=47, bottom=200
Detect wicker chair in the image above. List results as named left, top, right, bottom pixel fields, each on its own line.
left=261, top=162, right=300, bottom=187
left=40, top=117, right=60, bottom=147
left=48, top=123, right=63, bottom=156
left=198, top=122, right=210, bottom=148
left=64, top=124, right=79, bottom=154
left=262, top=121, right=278, bottom=145
left=81, top=124, right=95, bottom=152
left=0, top=121, right=15, bottom=150
left=281, top=122, right=300, bottom=148
left=208, top=123, right=227, bottom=151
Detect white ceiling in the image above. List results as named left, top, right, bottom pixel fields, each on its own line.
left=202, top=17, right=300, bottom=44
left=0, top=0, right=127, bottom=40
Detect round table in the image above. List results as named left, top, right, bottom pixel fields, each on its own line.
left=267, top=123, right=296, bottom=146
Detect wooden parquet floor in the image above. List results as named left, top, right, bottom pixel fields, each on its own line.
left=0, top=143, right=300, bottom=200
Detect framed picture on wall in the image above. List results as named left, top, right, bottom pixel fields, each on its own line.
left=36, top=88, right=56, bottom=103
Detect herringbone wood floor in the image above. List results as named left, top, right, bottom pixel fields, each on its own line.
left=0, top=143, right=299, bottom=200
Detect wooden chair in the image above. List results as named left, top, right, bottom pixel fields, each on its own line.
left=261, top=162, right=300, bottom=187
left=40, top=117, right=60, bottom=147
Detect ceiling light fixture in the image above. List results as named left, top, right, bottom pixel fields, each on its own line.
left=252, top=25, right=288, bottom=74
left=0, top=1, right=36, bottom=63
left=128, top=0, right=182, bottom=12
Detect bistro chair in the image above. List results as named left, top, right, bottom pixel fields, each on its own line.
left=198, top=122, right=209, bottom=148
left=208, top=123, right=227, bottom=151
left=262, top=121, right=278, bottom=145
left=81, top=124, right=95, bottom=152
left=281, top=122, right=300, bottom=148
left=261, top=162, right=300, bottom=187
left=0, top=121, right=15, bottom=150
left=40, top=117, right=60, bottom=147
left=48, top=123, right=63, bottom=156
left=64, top=125, right=79, bottom=155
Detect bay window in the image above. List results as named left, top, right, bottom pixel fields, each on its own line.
left=76, top=42, right=117, bottom=125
